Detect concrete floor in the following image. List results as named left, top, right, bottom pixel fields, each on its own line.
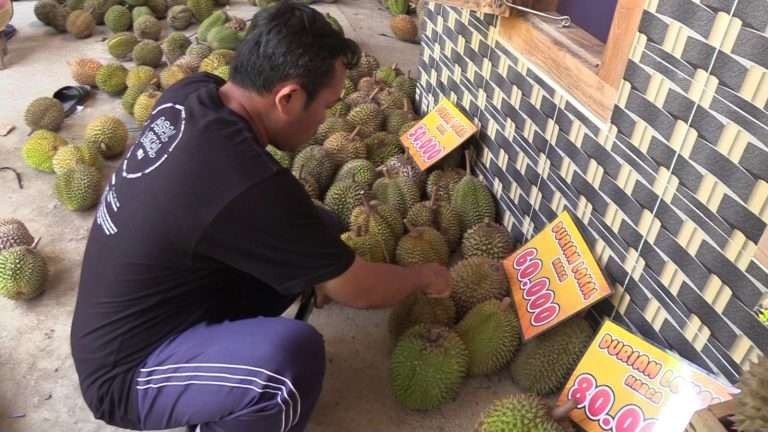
left=0, top=1, right=521, bottom=431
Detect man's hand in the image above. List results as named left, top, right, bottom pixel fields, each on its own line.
left=414, top=263, right=452, bottom=298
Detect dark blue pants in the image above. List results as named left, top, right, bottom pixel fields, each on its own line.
left=135, top=317, right=325, bottom=432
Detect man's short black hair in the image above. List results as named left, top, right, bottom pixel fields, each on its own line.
left=231, top=1, right=361, bottom=105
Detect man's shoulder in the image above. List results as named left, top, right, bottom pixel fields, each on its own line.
left=161, top=72, right=224, bottom=103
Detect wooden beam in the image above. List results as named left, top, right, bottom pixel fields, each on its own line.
left=498, top=14, right=616, bottom=121
left=598, top=0, right=645, bottom=88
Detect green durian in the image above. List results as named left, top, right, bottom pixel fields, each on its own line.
left=390, top=325, right=468, bottom=411
left=323, top=181, right=366, bottom=229
left=450, top=257, right=509, bottom=318
left=405, top=196, right=462, bottom=251
left=291, top=145, right=338, bottom=193
left=326, top=100, right=350, bottom=118
left=107, top=32, right=140, bottom=60
left=34, top=0, right=65, bottom=28
left=462, top=220, right=516, bottom=260
left=84, top=116, right=128, bottom=159
left=364, top=132, right=403, bottom=167
left=371, top=170, right=420, bottom=217
left=349, top=197, right=400, bottom=258
left=451, top=155, right=496, bottom=230
left=187, top=0, right=214, bottom=22
left=126, top=65, right=157, bottom=87
left=389, top=292, right=455, bottom=340
left=52, top=144, right=103, bottom=174
left=104, top=5, right=132, bottom=32
left=509, top=317, right=594, bottom=396
left=0, top=247, right=48, bottom=301
left=393, top=73, right=418, bottom=101
left=197, top=10, right=228, bottom=42
left=456, top=298, right=521, bottom=376
left=341, top=78, right=355, bottom=99
left=387, top=0, right=408, bottom=15
left=55, top=165, right=102, bottom=211
left=162, top=31, right=192, bottom=64
left=334, top=159, right=377, bottom=187
left=134, top=15, right=162, bottom=40
left=316, top=116, right=354, bottom=145
left=132, top=40, right=163, bottom=67
left=22, top=130, right=68, bottom=172
left=323, top=127, right=366, bottom=166
left=66, top=10, right=96, bottom=38
left=131, top=5, right=154, bottom=22
left=212, top=65, right=230, bottom=80
left=341, top=224, right=390, bottom=263
left=0, top=219, right=34, bottom=252
left=426, top=167, right=465, bottom=202
left=167, top=5, right=194, bottom=30
left=207, top=26, right=242, bottom=51
left=133, top=90, right=162, bottom=123
left=476, top=394, right=567, bottom=432
left=159, top=65, right=188, bottom=89
left=376, top=88, right=411, bottom=112
left=347, top=101, right=384, bottom=138
left=266, top=145, right=292, bottom=169
left=199, top=52, right=230, bottom=72
left=385, top=105, right=417, bottom=135
left=381, top=153, right=426, bottom=192
left=376, top=63, right=400, bottom=85
left=396, top=225, right=449, bottom=266
left=122, top=84, right=149, bottom=114
left=146, top=0, right=167, bottom=18
left=24, top=97, right=65, bottom=132
left=347, top=51, right=379, bottom=84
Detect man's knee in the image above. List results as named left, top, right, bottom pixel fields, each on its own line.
left=278, top=320, right=326, bottom=376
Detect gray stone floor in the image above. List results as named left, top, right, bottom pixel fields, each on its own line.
left=0, top=1, right=521, bottom=430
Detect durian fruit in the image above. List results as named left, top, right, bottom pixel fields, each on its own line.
left=385, top=101, right=417, bottom=135
left=126, top=65, right=157, bottom=87
left=323, top=181, right=366, bottom=229
left=209, top=48, right=235, bottom=63
left=405, top=193, right=462, bottom=251
left=376, top=63, right=400, bottom=85
left=212, top=65, right=230, bottom=80
left=326, top=100, right=350, bottom=118
left=52, top=143, right=103, bottom=174
left=390, top=325, right=468, bottom=411
left=187, top=0, right=214, bottom=22
left=376, top=88, right=411, bottom=113
left=131, top=5, right=154, bottom=21
left=132, top=40, right=163, bottom=67
left=381, top=153, right=426, bottom=193
left=34, top=0, right=66, bottom=30
left=88, top=0, right=122, bottom=25
left=291, top=145, right=338, bottom=193
left=207, top=26, right=242, bottom=51
left=22, top=130, right=68, bottom=172
left=341, top=78, right=355, bottom=99
left=334, top=159, right=376, bottom=187
left=476, top=394, right=567, bottom=432
left=199, top=52, right=230, bottom=72
left=462, top=220, right=516, bottom=260
left=159, top=65, right=188, bottom=89
left=396, top=225, right=450, bottom=266
left=733, top=354, right=768, bottom=432
left=104, top=5, right=132, bottom=32
left=0, top=219, right=34, bottom=252
left=349, top=196, right=401, bottom=258
left=392, top=73, right=417, bottom=102
left=197, top=10, right=228, bottom=42
left=357, top=75, right=380, bottom=94
left=107, top=32, right=140, bottom=60
left=84, top=116, right=128, bottom=159
left=315, top=116, right=354, bottom=145
left=24, top=97, right=65, bottom=132
left=510, top=317, right=594, bottom=396
left=391, top=15, right=418, bottom=43
left=133, top=15, right=162, bottom=40
left=426, top=167, right=465, bottom=202
left=365, top=132, right=403, bottom=167
left=133, top=90, right=162, bottom=123
left=344, top=90, right=373, bottom=108
left=122, top=84, right=149, bottom=114
left=95, top=63, right=129, bottom=95
left=371, top=170, right=420, bottom=217
left=452, top=154, right=496, bottom=230
left=146, top=0, right=167, bottom=19
left=389, top=292, right=455, bottom=340
left=347, top=51, right=379, bottom=85
left=294, top=166, right=320, bottom=200
left=55, top=164, right=103, bottom=211
left=167, top=5, right=193, bottom=30
left=0, top=246, right=48, bottom=301
left=347, top=97, right=384, bottom=138
left=386, top=0, right=408, bottom=15
left=323, top=127, right=366, bottom=166
left=69, top=58, right=103, bottom=86
left=66, top=10, right=96, bottom=38
left=341, top=224, right=390, bottom=263
left=266, top=145, right=292, bottom=169
left=50, top=5, right=71, bottom=32
left=185, top=42, right=213, bottom=69
left=450, top=257, right=509, bottom=318
left=456, top=298, right=521, bottom=376
left=162, top=31, right=192, bottom=63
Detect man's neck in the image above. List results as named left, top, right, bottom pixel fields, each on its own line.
left=219, top=82, right=270, bottom=147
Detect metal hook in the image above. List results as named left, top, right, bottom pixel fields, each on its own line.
left=503, top=1, right=572, bottom=27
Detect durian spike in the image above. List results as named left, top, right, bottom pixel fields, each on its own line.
left=499, top=297, right=512, bottom=311
left=378, top=236, right=390, bottom=263
left=350, top=126, right=361, bottom=140
left=551, top=399, right=578, bottom=421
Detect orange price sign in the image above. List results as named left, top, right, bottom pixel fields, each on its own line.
left=559, top=320, right=738, bottom=432
left=400, top=98, right=478, bottom=170
left=503, top=211, right=613, bottom=340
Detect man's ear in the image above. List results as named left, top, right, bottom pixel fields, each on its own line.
left=274, top=83, right=305, bottom=117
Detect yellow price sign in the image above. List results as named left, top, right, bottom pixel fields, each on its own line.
left=503, top=211, right=612, bottom=340
left=558, top=320, right=738, bottom=432
left=400, top=98, right=478, bottom=170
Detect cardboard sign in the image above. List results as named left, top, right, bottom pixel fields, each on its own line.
left=502, top=211, right=612, bottom=340
left=399, top=98, right=478, bottom=170
left=558, top=320, right=738, bottom=432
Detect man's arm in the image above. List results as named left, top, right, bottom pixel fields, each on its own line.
left=317, top=256, right=451, bottom=309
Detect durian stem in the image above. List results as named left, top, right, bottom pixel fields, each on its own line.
left=0, top=167, right=23, bottom=189
left=350, top=126, right=361, bottom=140
left=551, top=399, right=577, bottom=421
left=402, top=99, right=409, bottom=112
left=298, top=164, right=305, bottom=179
left=499, top=297, right=512, bottom=311
left=31, top=237, right=41, bottom=250
left=368, top=87, right=381, bottom=101
left=464, top=149, right=471, bottom=176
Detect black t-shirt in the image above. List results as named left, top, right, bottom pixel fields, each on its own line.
left=70, top=73, right=355, bottom=429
